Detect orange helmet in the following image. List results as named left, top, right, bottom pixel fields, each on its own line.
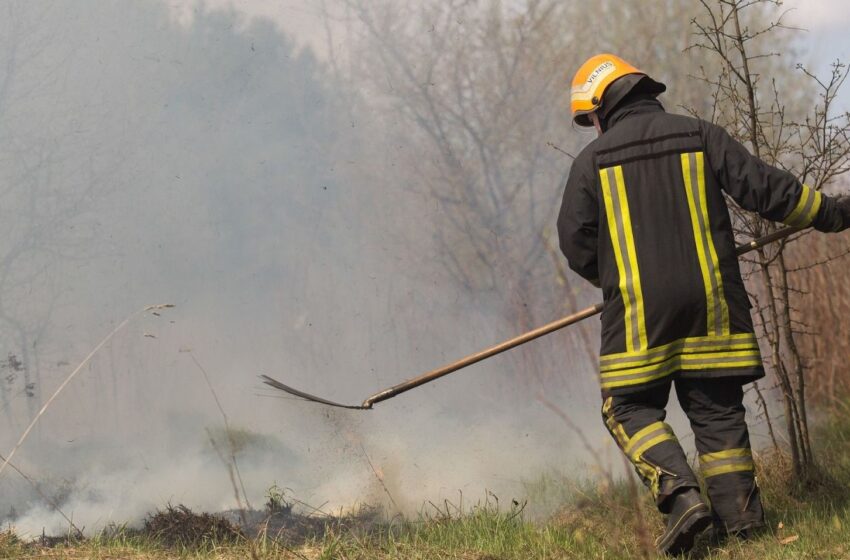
left=570, top=53, right=666, bottom=127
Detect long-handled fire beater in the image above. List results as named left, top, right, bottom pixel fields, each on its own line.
left=261, top=226, right=800, bottom=410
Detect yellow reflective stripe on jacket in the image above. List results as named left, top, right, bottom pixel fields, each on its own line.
left=602, top=350, right=763, bottom=379
left=783, top=184, right=823, bottom=227
left=600, top=353, right=762, bottom=389
left=600, top=165, right=647, bottom=353
left=602, top=350, right=762, bottom=378
left=624, top=421, right=676, bottom=460
left=600, top=333, right=759, bottom=370
left=681, top=152, right=730, bottom=336
left=700, top=448, right=754, bottom=478
left=599, top=333, right=762, bottom=390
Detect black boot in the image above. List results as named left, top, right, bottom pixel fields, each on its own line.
left=656, top=488, right=712, bottom=556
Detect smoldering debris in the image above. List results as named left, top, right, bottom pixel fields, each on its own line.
left=143, top=504, right=243, bottom=548
left=8, top=501, right=381, bottom=552
left=221, top=504, right=380, bottom=544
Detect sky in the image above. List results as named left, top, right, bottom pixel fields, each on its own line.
left=784, top=0, right=850, bottom=110
left=164, top=0, right=850, bottom=110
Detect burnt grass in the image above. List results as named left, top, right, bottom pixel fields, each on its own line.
left=221, top=503, right=380, bottom=544
left=24, top=502, right=381, bottom=551
left=142, top=502, right=380, bottom=548
left=143, top=504, right=244, bottom=547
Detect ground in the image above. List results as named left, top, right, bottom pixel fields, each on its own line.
left=3, top=412, right=850, bottom=559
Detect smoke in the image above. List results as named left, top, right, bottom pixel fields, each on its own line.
left=0, top=0, right=611, bottom=537
left=0, top=0, right=784, bottom=538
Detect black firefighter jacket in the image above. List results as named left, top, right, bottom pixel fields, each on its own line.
left=557, top=99, right=845, bottom=396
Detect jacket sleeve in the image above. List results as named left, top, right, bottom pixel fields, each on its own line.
left=701, top=121, right=844, bottom=232
left=557, top=154, right=600, bottom=287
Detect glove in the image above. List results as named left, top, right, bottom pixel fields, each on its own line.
left=838, top=195, right=850, bottom=231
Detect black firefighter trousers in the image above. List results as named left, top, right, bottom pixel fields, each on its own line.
left=602, top=377, right=764, bottom=533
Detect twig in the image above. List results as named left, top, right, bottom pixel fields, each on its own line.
left=189, top=354, right=252, bottom=512
left=0, top=304, right=174, bottom=481
left=752, top=380, right=781, bottom=454
left=193, top=355, right=257, bottom=560
left=288, top=497, right=332, bottom=518
left=359, top=443, right=399, bottom=512
left=206, top=429, right=245, bottom=515
left=546, top=141, right=576, bottom=160
left=621, top=453, right=654, bottom=559
left=0, top=451, right=82, bottom=536
left=536, top=393, right=618, bottom=490
left=536, top=395, right=596, bottom=457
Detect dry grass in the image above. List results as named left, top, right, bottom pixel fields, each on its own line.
left=4, top=407, right=850, bottom=559
left=789, top=231, right=850, bottom=405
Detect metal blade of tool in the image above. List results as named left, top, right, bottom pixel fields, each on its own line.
left=261, top=226, right=803, bottom=410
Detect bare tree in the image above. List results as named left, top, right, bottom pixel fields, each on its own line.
left=342, top=0, right=765, bottom=396
left=0, top=2, right=117, bottom=424
left=690, top=0, right=850, bottom=476
left=344, top=0, right=591, bottom=392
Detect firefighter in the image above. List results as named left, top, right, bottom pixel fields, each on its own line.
left=557, top=53, right=850, bottom=555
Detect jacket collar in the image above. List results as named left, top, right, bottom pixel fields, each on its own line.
left=604, top=97, right=665, bottom=131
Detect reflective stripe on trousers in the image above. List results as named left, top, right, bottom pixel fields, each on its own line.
left=700, top=448, right=755, bottom=478
left=602, top=397, right=677, bottom=498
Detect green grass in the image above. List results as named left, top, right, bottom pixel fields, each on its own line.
left=5, top=411, right=850, bottom=559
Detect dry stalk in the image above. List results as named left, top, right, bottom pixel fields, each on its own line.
left=539, top=394, right=655, bottom=556
left=621, top=453, right=654, bottom=559
left=536, top=393, right=616, bottom=491
left=359, top=442, right=399, bottom=513
left=0, top=451, right=82, bottom=536
left=0, top=304, right=174, bottom=482
left=751, top=380, right=781, bottom=454
left=204, top=432, right=260, bottom=560
left=189, top=354, right=252, bottom=511
left=191, top=355, right=259, bottom=560
left=206, top=430, right=244, bottom=511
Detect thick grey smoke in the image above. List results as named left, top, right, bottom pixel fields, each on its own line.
left=0, top=0, right=762, bottom=537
